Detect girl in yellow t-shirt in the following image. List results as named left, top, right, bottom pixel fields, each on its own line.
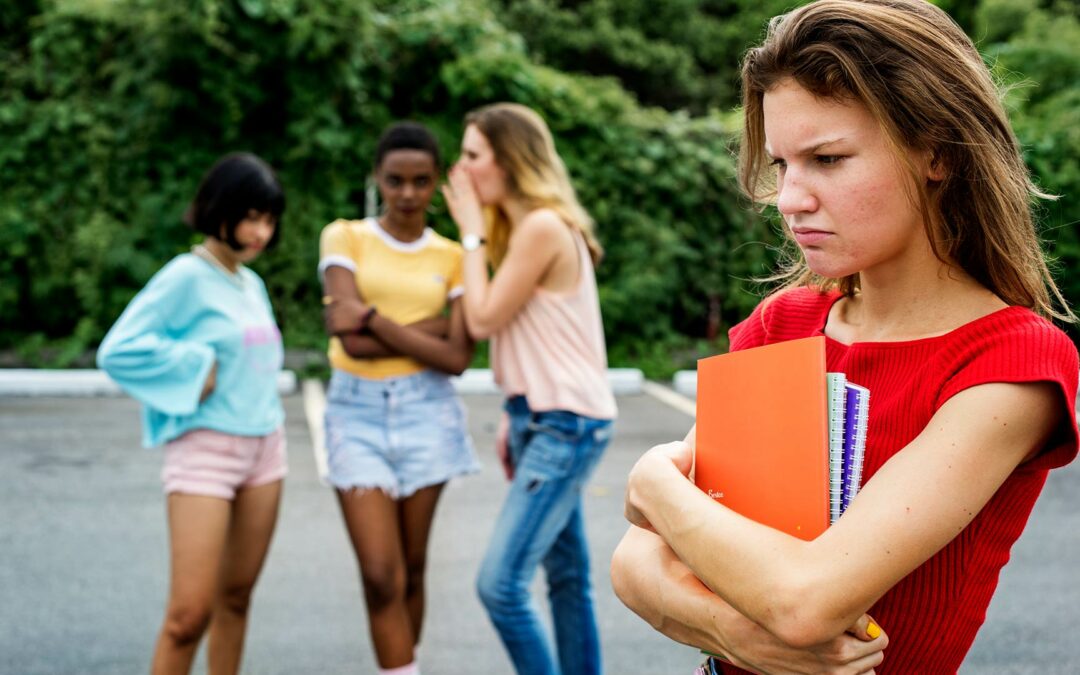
left=319, top=122, right=479, bottom=675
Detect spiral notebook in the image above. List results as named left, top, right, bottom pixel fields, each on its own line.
left=841, top=382, right=870, bottom=513
left=827, top=373, right=848, bottom=524
left=695, top=336, right=870, bottom=539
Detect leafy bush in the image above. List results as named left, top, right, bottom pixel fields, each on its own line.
left=978, top=0, right=1080, bottom=337
left=0, top=0, right=778, bottom=376
left=2, top=0, right=1075, bottom=375
left=492, top=0, right=795, bottom=112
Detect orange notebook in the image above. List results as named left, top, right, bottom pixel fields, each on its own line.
left=694, top=335, right=830, bottom=541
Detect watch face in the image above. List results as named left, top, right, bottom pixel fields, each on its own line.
left=463, top=234, right=484, bottom=251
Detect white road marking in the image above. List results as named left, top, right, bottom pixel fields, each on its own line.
left=641, top=381, right=696, bottom=417
left=302, top=378, right=329, bottom=482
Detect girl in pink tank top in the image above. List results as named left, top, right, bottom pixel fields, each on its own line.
left=443, top=103, right=616, bottom=675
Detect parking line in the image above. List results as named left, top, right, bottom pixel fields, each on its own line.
left=641, top=381, right=695, bottom=417
left=301, top=378, right=329, bottom=481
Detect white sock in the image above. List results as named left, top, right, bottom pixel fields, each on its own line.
left=378, top=662, right=419, bottom=675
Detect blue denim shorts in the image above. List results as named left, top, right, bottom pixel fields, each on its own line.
left=324, top=369, right=480, bottom=498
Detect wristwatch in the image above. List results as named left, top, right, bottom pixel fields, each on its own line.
left=462, top=233, right=487, bottom=252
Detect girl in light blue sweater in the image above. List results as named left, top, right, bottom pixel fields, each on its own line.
left=97, top=153, right=286, bottom=675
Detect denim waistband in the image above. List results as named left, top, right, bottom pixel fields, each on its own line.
left=503, top=395, right=612, bottom=435
left=330, top=368, right=454, bottom=398
left=504, top=395, right=531, bottom=417
left=504, top=395, right=610, bottom=418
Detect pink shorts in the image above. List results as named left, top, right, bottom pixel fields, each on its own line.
left=161, top=427, right=287, bottom=499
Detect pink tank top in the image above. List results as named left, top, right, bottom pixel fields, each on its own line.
left=491, top=231, right=617, bottom=420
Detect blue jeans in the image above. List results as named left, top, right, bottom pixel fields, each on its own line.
left=477, top=396, right=613, bottom=675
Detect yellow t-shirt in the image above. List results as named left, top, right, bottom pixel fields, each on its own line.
left=319, top=218, right=464, bottom=379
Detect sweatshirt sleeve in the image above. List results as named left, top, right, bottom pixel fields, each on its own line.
left=96, top=262, right=215, bottom=416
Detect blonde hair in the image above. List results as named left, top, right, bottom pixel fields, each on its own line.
left=739, top=0, right=1073, bottom=321
left=464, top=103, right=603, bottom=268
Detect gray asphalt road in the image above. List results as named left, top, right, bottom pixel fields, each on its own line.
left=1, top=391, right=1077, bottom=674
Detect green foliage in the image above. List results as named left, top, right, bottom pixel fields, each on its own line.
left=1, top=0, right=381, bottom=353
left=978, top=0, right=1080, bottom=334
left=2, top=0, right=1077, bottom=376
left=491, top=0, right=795, bottom=112
left=1, top=0, right=778, bottom=377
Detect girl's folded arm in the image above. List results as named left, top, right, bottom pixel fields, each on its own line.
left=630, top=380, right=1062, bottom=647
left=611, top=525, right=888, bottom=671
left=366, top=297, right=473, bottom=375
left=323, top=265, right=471, bottom=373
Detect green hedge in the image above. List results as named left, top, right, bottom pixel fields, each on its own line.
left=1, top=0, right=1076, bottom=376
left=977, top=0, right=1080, bottom=339
left=0, top=0, right=779, bottom=376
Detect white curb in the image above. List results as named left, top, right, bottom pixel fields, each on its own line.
left=673, top=370, right=697, bottom=399
left=450, top=367, right=642, bottom=395
left=0, top=369, right=298, bottom=397
left=0, top=368, right=642, bottom=397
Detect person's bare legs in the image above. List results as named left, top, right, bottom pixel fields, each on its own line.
left=207, top=479, right=282, bottom=675
left=399, top=483, right=445, bottom=647
left=338, top=488, right=414, bottom=668
left=151, top=494, right=231, bottom=675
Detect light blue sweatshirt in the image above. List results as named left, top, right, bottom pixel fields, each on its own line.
left=97, top=253, right=285, bottom=447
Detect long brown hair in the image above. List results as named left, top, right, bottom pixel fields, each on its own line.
left=464, top=103, right=603, bottom=269
left=739, top=0, right=1073, bottom=321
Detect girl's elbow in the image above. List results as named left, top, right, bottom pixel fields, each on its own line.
left=435, top=343, right=471, bottom=376
left=95, top=343, right=122, bottom=373
left=466, top=319, right=493, bottom=341
left=446, top=356, right=469, bottom=377
left=770, top=617, right=834, bottom=649
left=609, top=541, right=632, bottom=603
left=464, top=308, right=504, bottom=341
left=610, top=571, right=643, bottom=622
left=610, top=536, right=643, bottom=610
left=763, top=585, right=851, bottom=648
left=610, top=540, right=667, bottom=632
left=341, top=341, right=372, bottom=359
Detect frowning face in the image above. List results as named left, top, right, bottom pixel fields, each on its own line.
left=764, top=78, right=939, bottom=281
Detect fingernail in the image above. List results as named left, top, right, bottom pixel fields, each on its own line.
left=867, top=621, right=881, bottom=639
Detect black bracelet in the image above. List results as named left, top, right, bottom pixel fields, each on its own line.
left=358, top=306, right=377, bottom=333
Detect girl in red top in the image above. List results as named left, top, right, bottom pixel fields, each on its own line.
left=610, top=1, right=1079, bottom=673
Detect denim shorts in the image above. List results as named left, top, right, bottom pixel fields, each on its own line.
left=324, top=369, right=480, bottom=498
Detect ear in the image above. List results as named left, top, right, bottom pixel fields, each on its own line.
left=926, top=150, right=946, bottom=183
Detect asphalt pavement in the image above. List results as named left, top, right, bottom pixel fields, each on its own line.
left=1, top=389, right=1078, bottom=674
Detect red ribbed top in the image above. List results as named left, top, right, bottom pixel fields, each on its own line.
left=720, top=287, right=1079, bottom=674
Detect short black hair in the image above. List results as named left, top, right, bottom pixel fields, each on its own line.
left=374, top=122, right=441, bottom=171
left=185, top=152, right=285, bottom=251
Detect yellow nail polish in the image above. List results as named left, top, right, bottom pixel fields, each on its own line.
left=867, top=621, right=881, bottom=639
